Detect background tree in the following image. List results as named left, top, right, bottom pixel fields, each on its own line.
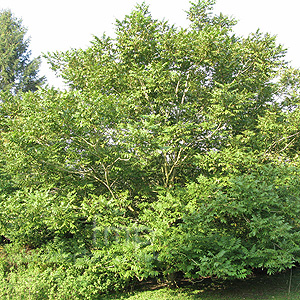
left=0, top=9, right=44, bottom=94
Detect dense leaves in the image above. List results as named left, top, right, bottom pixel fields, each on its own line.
left=0, top=9, right=44, bottom=94
left=1, top=1, right=300, bottom=297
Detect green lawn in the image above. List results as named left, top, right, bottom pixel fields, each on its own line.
left=104, top=267, right=300, bottom=300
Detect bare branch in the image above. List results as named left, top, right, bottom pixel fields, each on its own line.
left=264, top=131, right=300, bottom=156
left=175, top=78, right=181, bottom=97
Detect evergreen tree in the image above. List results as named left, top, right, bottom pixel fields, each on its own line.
left=0, top=9, right=44, bottom=94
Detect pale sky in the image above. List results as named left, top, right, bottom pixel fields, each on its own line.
left=1, top=0, right=299, bottom=88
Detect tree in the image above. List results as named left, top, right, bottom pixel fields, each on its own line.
left=0, top=9, right=44, bottom=94
left=43, top=2, right=286, bottom=193
left=1, top=1, right=300, bottom=295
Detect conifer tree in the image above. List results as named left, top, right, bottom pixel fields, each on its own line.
left=0, top=9, right=44, bottom=94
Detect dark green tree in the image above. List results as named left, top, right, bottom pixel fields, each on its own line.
left=0, top=9, right=45, bottom=94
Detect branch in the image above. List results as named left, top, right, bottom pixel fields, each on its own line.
left=264, top=131, right=300, bottom=157
left=206, top=123, right=223, bottom=139
left=91, top=165, right=116, bottom=200
left=181, top=72, right=190, bottom=105
left=107, top=156, right=130, bottom=169
left=167, top=147, right=183, bottom=179
left=139, top=79, right=149, bottom=101
left=175, top=78, right=181, bottom=97
left=79, top=136, right=96, bottom=148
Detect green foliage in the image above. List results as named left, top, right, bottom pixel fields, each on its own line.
left=0, top=189, right=83, bottom=247
left=1, top=0, right=300, bottom=296
left=0, top=10, right=45, bottom=95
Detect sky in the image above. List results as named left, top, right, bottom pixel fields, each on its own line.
left=1, top=0, right=300, bottom=88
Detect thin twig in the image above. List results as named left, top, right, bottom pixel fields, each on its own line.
left=181, top=72, right=190, bottom=105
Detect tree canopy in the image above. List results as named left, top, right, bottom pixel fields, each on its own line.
left=1, top=1, right=300, bottom=297
left=0, top=9, right=44, bottom=94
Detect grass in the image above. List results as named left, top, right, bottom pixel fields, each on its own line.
left=103, top=267, right=300, bottom=300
